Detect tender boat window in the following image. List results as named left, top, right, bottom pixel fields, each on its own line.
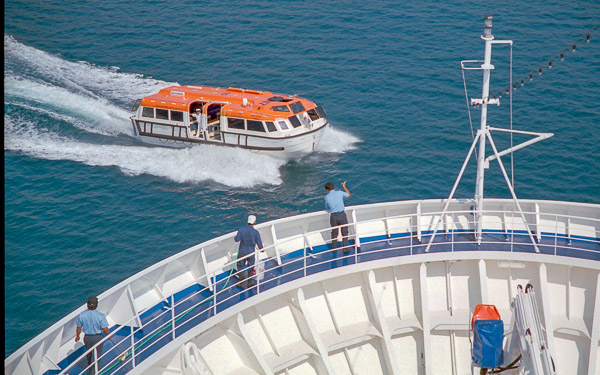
left=156, top=109, right=169, bottom=120
left=142, top=107, right=154, bottom=118
left=288, top=115, right=302, bottom=128
left=315, top=106, right=327, bottom=118
left=272, top=105, right=290, bottom=112
left=278, top=121, right=289, bottom=130
left=307, top=109, right=319, bottom=121
left=247, top=120, right=266, bottom=132
left=170, top=111, right=184, bottom=122
left=228, top=118, right=245, bottom=130
left=289, top=101, right=306, bottom=114
left=265, top=121, right=277, bottom=132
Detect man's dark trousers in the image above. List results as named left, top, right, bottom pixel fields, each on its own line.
left=84, top=333, right=103, bottom=375
left=236, top=248, right=256, bottom=287
left=330, top=211, right=349, bottom=249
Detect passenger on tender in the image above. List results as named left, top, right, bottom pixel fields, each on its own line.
left=191, top=108, right=201, bottom=136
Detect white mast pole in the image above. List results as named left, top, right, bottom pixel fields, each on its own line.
left=475, top=15, right=495, bottom=244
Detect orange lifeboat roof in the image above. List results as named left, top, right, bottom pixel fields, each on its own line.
left=139, top=85, right=317, bottom=121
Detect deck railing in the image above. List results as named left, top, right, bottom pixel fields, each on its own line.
left=60, top=208, right=599, bottom=374
left=5, top=199, right=600, bottom=375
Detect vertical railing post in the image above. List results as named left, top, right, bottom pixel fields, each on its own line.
left=510, top=210, right=515, bottom=252
left=257, top=251, right=261, bottom=294
left=94, top=347, right=99, bottom=374
left=451, top=212, right=455, bottom=252
left=354, top=223, right=358, bottom=264
left=130, top=325, right=136, bottom=368
left=303, top=235, right=307, bottom=278
left=213, top=271, right=217, bottom=315
left=554, top=214, right=558, bottom=256
left=410, top=215, right=414, bottom=255
left=171, top=294, right=176, bottom=340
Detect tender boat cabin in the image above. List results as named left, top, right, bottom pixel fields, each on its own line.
left=130, top=85, right=329, bottom=158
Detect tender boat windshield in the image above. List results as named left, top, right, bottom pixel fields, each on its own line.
left=315, top=106, right=327, bottom=118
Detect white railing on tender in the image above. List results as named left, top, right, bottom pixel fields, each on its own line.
left=56, top=208, right=600, bottom=375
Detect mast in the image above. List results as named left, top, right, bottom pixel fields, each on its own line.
left=424, top=15, right=552, bottom=253
left=474, top=15, right=494, bottom=244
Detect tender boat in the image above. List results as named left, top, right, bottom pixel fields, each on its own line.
left=130, top=86, right=329, bottom=159
left=6, top=16, right=600, bottom=375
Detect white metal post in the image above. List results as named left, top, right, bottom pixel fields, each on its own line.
left=213, top=271, right=217, bottom=315
left=256, top=250, right=260, bottom=294
left=171, top=295, right=176, bottom=340
left=131, top=326, right=136, bottom=367
left=303, top=235, right=307, bottom=277
left=94, top=347, right=99, bottom=374
left=475, top=15, right=495, bottom=244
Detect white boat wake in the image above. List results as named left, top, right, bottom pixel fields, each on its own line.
left=4, top=35, right=361, bottom=187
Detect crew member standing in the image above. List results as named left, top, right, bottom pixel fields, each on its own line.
left=191, top=107, right=202, bottom=136
left=234, top=215, right=264, bottom=288
left=75, top=296, right=110, bottom=375
left=324, top=181, right=351, bottom=253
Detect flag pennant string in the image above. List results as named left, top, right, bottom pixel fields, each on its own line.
left=492, top=23, right=599, bottom=100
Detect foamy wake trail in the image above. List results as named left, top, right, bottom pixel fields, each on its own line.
left=4, top=35, right=175, bottom=103
left=315, top=125, right=361, bottom=153
left=5, top=116, right=285, bottom=187
left=5, top=75, right=131, bottom=135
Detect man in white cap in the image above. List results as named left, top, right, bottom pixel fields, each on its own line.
left=234, top=215, right=264, bottom=288
left=191, top=107, right=202, bottom=136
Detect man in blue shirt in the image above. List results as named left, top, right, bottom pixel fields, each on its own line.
left=75, top=296, right=110, bottom=375
left=234, top=215, right=264, bottom=288
left=324, top=181, right=352, bottom=253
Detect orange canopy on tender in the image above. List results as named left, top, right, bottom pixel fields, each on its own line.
left=138, top=85, right=317, bottom=121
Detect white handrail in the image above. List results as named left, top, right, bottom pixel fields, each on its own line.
left=64, top=213, right=599, bottom=374
left=7, top=199, right=599, bottom=375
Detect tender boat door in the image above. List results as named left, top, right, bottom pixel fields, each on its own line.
left=205, top=103, right=223, bottom=141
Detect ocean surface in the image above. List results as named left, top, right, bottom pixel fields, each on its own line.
left=4, top=0, right=600, bottom=357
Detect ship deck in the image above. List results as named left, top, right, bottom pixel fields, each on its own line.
left=47, top=227, right=599, bottom=375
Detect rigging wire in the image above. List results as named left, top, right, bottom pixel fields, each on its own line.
left=461, top=65, right=478, bottom=160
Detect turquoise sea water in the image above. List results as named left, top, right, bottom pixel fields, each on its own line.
left=4, top=0, right=600, bottom=357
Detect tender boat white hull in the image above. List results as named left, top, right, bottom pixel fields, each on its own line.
left=131, top=118, right=328, bottom=160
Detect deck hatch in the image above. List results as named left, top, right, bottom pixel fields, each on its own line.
left=289, top=101, right=306, bottom=114
left=272, top=105, right=290, bottom=112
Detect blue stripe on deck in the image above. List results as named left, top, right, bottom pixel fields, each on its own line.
left=46, top=231, right=600, bottom=374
